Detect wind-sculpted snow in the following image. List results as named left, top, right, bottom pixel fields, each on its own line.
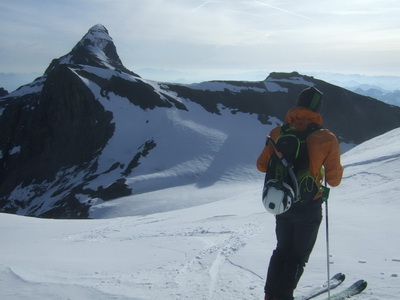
left=339, top=127, right=400, bottom=200
left=342, top=127, right=400, bottom=166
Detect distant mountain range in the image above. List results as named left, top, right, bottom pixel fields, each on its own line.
left=3, top=71, right=400, bottom=106
left=1, top=24, right=400, bottom=219
left=346, top=85, right=400, bottom=106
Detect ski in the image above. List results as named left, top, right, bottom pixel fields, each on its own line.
left=323, top=279, right=367, bottom=300
left=295, top=272, right=346, bottom=300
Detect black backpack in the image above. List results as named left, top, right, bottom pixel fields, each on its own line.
left=264, top=123, right=323, bottom=206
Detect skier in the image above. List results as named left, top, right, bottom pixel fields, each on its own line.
left=257, top=87, right=343, bottom=300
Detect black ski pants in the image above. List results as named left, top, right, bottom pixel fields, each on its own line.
left=264, top=202, right=323, bottom=300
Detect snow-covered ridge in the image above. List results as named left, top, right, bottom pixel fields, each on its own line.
left=266, top=75, right=315, bottom=86
left=187, top=81, right=266, bottom=93
left=264, top=75, right=314, bottom=93
left=4, top=76, right=45, bottom=98
left=342, top=127, right=400, bottom=167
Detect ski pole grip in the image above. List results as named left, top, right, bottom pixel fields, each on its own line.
left=322, top=186, right=330, bottom=202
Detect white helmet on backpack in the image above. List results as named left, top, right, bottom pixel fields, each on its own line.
left=262, top=179, right=294, bottom=215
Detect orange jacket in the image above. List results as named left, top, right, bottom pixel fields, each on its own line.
left=257, top=107, right=343, bottom=188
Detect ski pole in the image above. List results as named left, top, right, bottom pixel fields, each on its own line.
left=322, top=181, right=331, bottom=299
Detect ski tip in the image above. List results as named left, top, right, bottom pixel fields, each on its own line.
left=355, top=279, right=368, bottom=291
left=333, top=272, right=346, bottom=281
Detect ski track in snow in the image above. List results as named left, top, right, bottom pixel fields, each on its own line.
left=1, top=190, right=270, bottom=300
left=118, top=213, right=265, bottom=299
left=170, top=219, right=261, bottom=299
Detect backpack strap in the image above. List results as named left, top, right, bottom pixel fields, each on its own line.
left=304, top=123, right=323, bottom=137
left=277, top=123, right=322, bottom=142
left=265, top=136, right=299, bottom=200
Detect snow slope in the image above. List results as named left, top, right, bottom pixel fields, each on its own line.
left=1, top=128, right=400, bottom=299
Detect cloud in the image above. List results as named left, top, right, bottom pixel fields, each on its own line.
left=0, top=0, right=399, bottom=78
left=253, top=0, right=322, bottom=23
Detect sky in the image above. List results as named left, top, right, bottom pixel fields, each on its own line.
left=1, top=0, right=400, bottom=88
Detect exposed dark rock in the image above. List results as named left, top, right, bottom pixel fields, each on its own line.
left=0, top=64, right=114, bottom=217
left=83, top=179, right=132, bottom=201
left=123, top=139, right=157, bottom=176
left=0, top=87, right=8, bottom=97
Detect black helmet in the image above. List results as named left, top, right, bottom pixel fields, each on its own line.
left=296, top=86, right=323, bottom=112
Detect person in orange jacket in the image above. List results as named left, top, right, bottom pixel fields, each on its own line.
left=257, top=87, right=343, bottom=300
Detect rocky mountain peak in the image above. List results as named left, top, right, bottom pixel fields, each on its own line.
left=45, top=24, right=138, bottom=76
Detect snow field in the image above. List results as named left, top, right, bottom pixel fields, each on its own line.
left=1, top=125, right=400, bottom=300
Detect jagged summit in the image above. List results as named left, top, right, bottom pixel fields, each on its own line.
left=45, top=24, right=138, bottom=76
